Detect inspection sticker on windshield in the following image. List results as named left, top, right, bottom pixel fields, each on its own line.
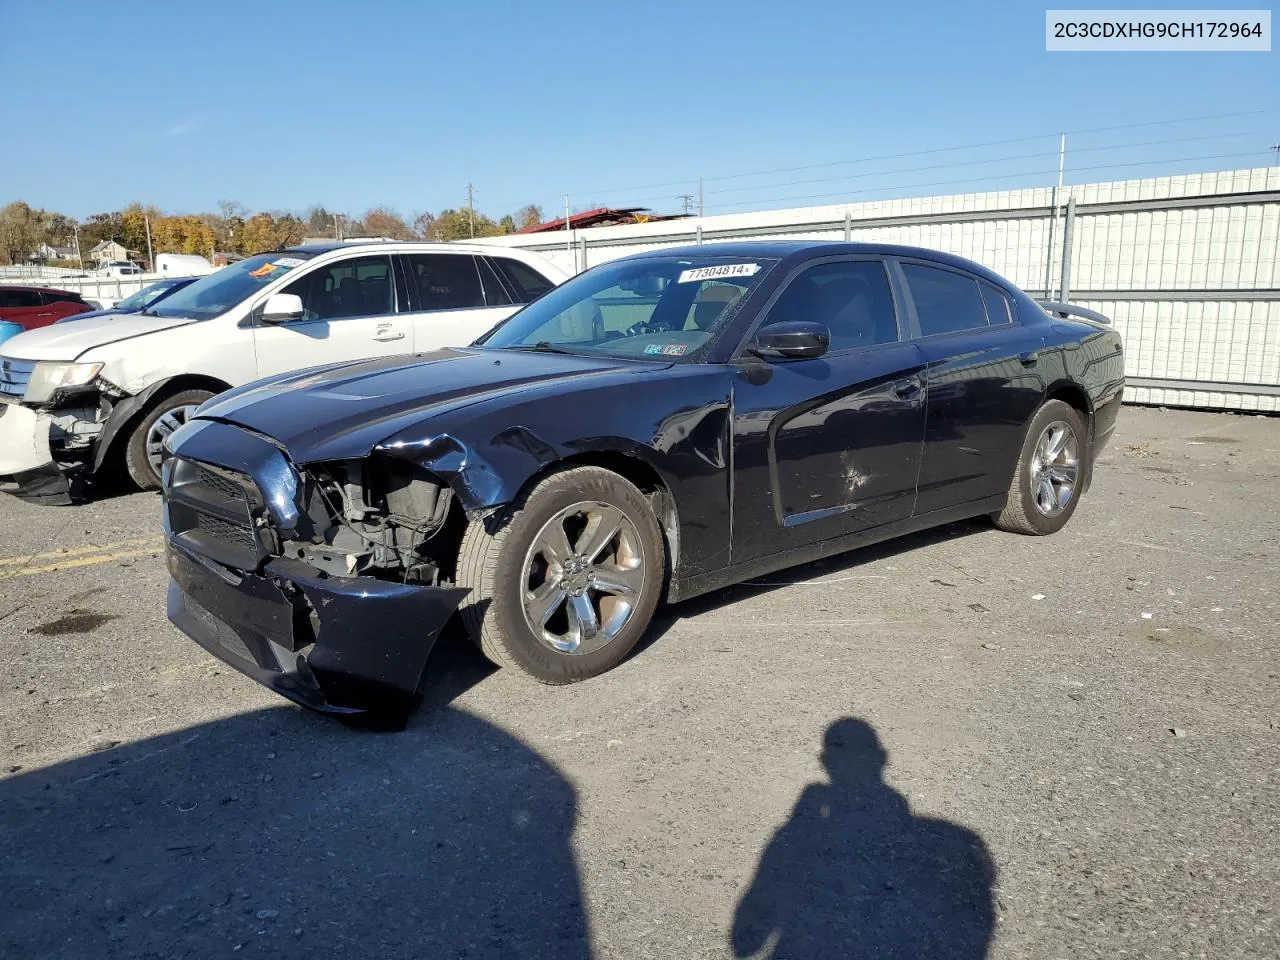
left=646, top=343, right=687, bottom=356
left=272, top=257, right=306, bottom=268
left=677, top=263, right=760, bottom=283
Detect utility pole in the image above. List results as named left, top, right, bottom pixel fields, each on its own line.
left=1271, top=144, right=1280, bottom=167
left=72, top=223, right=82, bottom=269
left=698, top=177, right=704, bottom=218
left=467, top=183, right=475, bottom=238
left=677, top=194, right=695, bottom=216
left=333, top=213, right=343, bottom=241
left=1044, top=133, right=1067, bottom=299
left=144, top=214, right=155, bottom=271
left=564, top=195, right=573, bottom=272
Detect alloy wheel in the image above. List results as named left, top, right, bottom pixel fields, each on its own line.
left=1029, top=420, right=1079, bottom=518
left=520, top=500, right=647, bottom=655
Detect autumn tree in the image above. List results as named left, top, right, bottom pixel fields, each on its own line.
left=424, top=208, right=501, bottom=241
left=239, top=213, right=279, bottom=254
left=0, top=202, right=44, bottom=264
left=516, top=204, right=544, bottom=229
left=360, top=207, right=414, bottom=240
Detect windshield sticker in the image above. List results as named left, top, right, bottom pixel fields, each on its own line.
left=248, top=263, right=278, bottom=279
left=644, top=344, right=663, bottom=354
left=677, top=263, right=760, bottom=283
left=272, top=257, right=306, bottom=268
left=655, top=343, right=687, bottom=356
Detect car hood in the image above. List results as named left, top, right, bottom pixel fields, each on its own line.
left=195, top=347, right=659, bottom=464
left=0, top=311, right=197, bottom=361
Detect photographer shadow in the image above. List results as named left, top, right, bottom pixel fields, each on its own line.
left=733, top=718, right=996, bottom=959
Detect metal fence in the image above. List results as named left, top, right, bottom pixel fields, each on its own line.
left=478, top=166, right=1280, bottom=412
left=0, top=264, right=154, bottom=305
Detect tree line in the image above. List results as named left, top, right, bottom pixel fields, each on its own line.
left=0, top=200, right=547, bottom=268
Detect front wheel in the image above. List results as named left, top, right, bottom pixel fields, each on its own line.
left=123, top=389, right=213, bottom=491
left=993, top=399, right=1088, bottom=536
left=457, top=466, right=665, bottom=684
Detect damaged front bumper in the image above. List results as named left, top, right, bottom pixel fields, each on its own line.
left=0, top=400, right=81, bottom=504
left=167, top=541, right=467, bottom=716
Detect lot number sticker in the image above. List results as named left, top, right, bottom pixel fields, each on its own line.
left=677, top=263, right=760, bottom=283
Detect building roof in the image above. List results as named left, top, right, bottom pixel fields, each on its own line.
left=514, top=207, right=688, bottom=234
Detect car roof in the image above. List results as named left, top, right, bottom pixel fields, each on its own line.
left=623, top=240, right=1014, bottom=286
left=0, top=284, right=75, bottom=294
left=280, top=240, right=514, bottom=256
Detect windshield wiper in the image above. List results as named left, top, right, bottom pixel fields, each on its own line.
left=513, top=341, right=576, bottom=354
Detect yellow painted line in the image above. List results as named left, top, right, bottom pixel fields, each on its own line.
left=0, top=545, right=164, bottom=581
left=0, top=537, right=164, bottom=568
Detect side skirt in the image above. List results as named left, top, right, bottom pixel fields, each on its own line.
left=668, top=494, right=1006, bottom=603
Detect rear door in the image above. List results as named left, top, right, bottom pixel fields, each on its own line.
left=41, top=291, right=89, bottom=322
left=399, top=253, right=517, bottom=349
left=894, top=259, right=1046, bottom=515
left=0, top=289, right=49, bottom=329
left=250, top=254, right=412, bottom=378
left=730, top=256, right=928, bottom=563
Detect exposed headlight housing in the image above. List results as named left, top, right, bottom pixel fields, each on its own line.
left=24, top=361, right=104, bottom=404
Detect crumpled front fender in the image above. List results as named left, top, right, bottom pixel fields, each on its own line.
left=374, top=427, right=659, bottom=520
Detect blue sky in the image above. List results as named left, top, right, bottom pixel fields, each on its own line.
left=1, top=0, right=1276, bottom=220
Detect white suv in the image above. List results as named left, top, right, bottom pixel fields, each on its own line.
left=0, top=241, right=566, bottom=503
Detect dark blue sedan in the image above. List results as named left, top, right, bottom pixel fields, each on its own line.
left=56, top=276, right=199, bottom=323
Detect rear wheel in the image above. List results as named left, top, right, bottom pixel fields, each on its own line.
left=457, top=466, right=665, bottom=683
left=123, top=389, right=213, bottom=491
left=993, top=399, right=1087, bottom=536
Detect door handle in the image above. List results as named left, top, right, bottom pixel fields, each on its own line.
left=1019, top=351, right=1039, bottom=367
left=893, top=378, right=922, bottom=399
left=373, top=330, right=405, bottom=342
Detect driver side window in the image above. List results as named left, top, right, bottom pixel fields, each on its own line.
left=280, top=255, right=393, bottom=322
left=764, top=260, right=899, bottom=351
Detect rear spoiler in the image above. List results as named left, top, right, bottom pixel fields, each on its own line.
left=1037, top=301, right=1112, bottom=325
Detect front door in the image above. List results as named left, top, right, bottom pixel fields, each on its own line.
left=250, top=254, right=412, bottom=378
left=731, top=257, right=928, bottom=564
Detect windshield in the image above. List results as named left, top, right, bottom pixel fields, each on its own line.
left=116, top=278, right=183, bottom=312
left=149, top=252, right=312, bottom=320
left=481, top=255, right=777, bottom=360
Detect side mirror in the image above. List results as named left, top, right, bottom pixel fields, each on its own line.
left=750, top=321, right=830, bottom=360
left=260, top=293, right=305, bottom=324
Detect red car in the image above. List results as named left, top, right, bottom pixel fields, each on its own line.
left=0, top=285, right=95, bottom=330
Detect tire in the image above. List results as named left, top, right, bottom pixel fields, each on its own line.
left=123, top=389, right=214, bottom=491
left=993, top=399, right=1088, bottom=536
left=457, top=465, right=665, bottom=684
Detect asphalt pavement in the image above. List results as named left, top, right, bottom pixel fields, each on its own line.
left=0, top=404, right=1277, bottom=959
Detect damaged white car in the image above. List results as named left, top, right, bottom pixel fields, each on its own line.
left=0, top=241, right=565, bottom=504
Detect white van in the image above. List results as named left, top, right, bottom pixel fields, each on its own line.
left=155, top=253, right=215, bottom=276
left=0, top=242, right=566, bottom=503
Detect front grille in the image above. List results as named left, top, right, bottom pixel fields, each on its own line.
left=196, top=466, right=247, bottom=503
left=0, top=357, right=34, bottom=399
left=167, top=459, right=265, bottom=570
left=193, top=511, right=258, bottom=551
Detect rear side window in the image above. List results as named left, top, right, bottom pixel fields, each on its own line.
left=402, top=254, right=486, bottom=311
left=477, top=257, right=513, bottom=306
left=979, top=281, right=1014, bottom=325
left=494, top=258, right=555, bottom=303
left=900, top=263, right=988, bottom=337
left=43, top=292, right=87, bottom=305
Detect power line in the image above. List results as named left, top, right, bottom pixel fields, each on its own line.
left=705, top=149, right=1272, bottom=212
left=497, top=107, right=1280, bottom=211
left=701, top=129, right=1267, bottom=200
